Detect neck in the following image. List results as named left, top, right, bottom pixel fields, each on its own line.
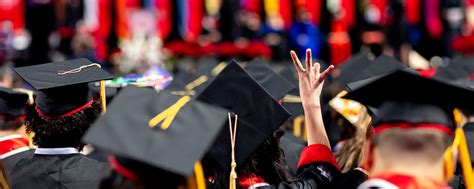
left=0, top=126, right=27, bottom=138
left=370, top=152, right=445, bottom=183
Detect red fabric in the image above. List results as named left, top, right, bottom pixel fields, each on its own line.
left=368, top=0, right=388, bottom=25
left=242, top=41, right=272, bottom=58
left=340, top=0, right=355, bottom=28
left=425, top=0, right=443, bottom=38
left=279, top=0, right=293, bottom=29
left=404, top=0, right=420, bottom=25
left=374, top=122, right=453, bottom=136
left=108, top=155, right=140, bottom=181
left=243, top=0, right=261, bottom=13
left=35, top=99, right=94, bottom=120
left=329, top=20, right=351, bottom=66
left=451, top=34, right=474, bottom=54
left=239, top=174, right=267, bottom=188
left=416, top=68, right=437, bottom=78
left=184, top=0, right=203, bottom=42
left=0, top=0, right=24, bottom=31
left=297, top=144, right=341, bottom=170
left=0, top=136, right=29, bottom=156
left=0, top=115, right=25, bottom=121
left=155, top=0, right=172, bottom=40
left=369, top=173, right=449, bottom=189
left=58, top=27, right=75, bottom=38
left=94, top=0, right=112, bottom=61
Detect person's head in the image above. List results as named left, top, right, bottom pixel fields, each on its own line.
left=0, top=87, right=30, bottom=134
left=25, top=98, right=101, bottom=150
left=203, top=132, right=288, bottom=189
left=344, top=69, right=474, bottom=182
left=13, top=58, right=112, bottom=150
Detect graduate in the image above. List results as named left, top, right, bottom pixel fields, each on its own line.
left=344, top=69, right=474, bottom=188
left=82, top=86, right=229, bottom=188
left=0, top=88, right=33, bottom=173
left=9, top=58, right=112, bottom=189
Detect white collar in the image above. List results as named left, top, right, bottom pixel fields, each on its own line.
left=35, top=147, right=79, bottom=155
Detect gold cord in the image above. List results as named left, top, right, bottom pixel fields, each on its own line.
left=148, top=96, right=191, bottom=130
left=100, top=80, right=106, bottom=114
left=185, top=75, right=209, bottom=91
left=228, top=113, right=238, bottom=189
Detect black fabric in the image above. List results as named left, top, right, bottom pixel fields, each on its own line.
left=196, top=60, right=291, bottom=170
left=35, top=84, right=93, bottom=116
left=463, top=122, right=474, bottom=163
left=86, top=149, right=109, bottom=163
left=257, top=163, right=339, bottom=189
left=0, top=87, right=29, bottom=118
left=83, top=86, right=228, bottom=176
left=9, top=154, right=108, bottom=189
left=2, top=149, right=34, bottom=175
left=335, top=52, right=377, bottom=87
left=434, top=56, right=474, bottom=81
left=331, top=169, right=368, bottom=189
left=344, top=69, right=474, bottom=128
left=245, top=59, right=296, bottom=100
left=280, top=131, right=305, bottom=175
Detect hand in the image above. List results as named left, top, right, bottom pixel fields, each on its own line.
left=290, top=49, right=334, bottom=107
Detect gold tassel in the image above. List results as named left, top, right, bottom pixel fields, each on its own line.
left=194, top=162, right=206, bottom=189
left=148, top=96, right=191, bottom=130
left=455, top=128, right=474, bottom=189
left=185, top=76, right=209, bottom=91
left=293, top=115, right=305, bottom=139
left=100, top=80, right=106, bottom=114
left=228, top=113, right=238, bottom=189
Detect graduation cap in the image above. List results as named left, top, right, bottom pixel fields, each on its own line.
left=89, top=82, right=121, bottom=104
left=83, top=86, right=229, bottom=177
left=334, top=52, right=378, bottom=87
left=196, top=60, right=291, bottom=172
left=343, top=69, right=474, bottom=134
left=0, top=87, right=29, bottom=120
left=244, top=59, right=296, bottom=100
left=434, top=56, right=474, bottom=81
left=166, top=60, right=227, bottom=96
left=13, top=58, right=113, bottom=118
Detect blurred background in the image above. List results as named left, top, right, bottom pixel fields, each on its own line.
left=1, top=1, right=474, bottom=77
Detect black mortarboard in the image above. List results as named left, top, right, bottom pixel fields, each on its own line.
left=89, top=82, right=121, bottom=103
left=348, top=54, right=407, bottom=85
left=14, top=58, right=113, bottom=117
left=83, top=86, right=228, bottom=176
left=344, top=69, right=474, bottom=130
left=0, top=87, right=29, bottom=119
left=335, top=52, right=377, bottom=87
left=244, top=59, right=296, bottom=100
left=196, top=60, right=291, bottom=169
left=434, top=56, right=474, bottom=81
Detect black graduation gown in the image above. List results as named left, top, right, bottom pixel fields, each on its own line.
left=280, top=131, right=306, bottom=175
left=9, top=153, right=109, bottom=189
left=331, top=169, right=368, bottom=189
left=260, top=162, right=340, bottom=189
left=2, top=149, right=34, bottom=174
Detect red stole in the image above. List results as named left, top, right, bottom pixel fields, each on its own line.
left=0, top=135, right=29, bottom=158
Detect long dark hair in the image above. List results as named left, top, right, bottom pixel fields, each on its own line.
left=203, top=132, right=288, bottom=189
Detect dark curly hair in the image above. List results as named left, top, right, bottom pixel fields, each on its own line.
left=203, top=132, right=289, bottom=189
left=25, top=99, right=102, bottom=151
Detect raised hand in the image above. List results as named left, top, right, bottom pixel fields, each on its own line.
left=290, top=49, right=334, bottom=108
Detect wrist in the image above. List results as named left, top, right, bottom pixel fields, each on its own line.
left=302, top=101, right=321, bottom=109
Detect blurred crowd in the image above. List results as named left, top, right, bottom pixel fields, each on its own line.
left=0, top=0, right=473, bottom=189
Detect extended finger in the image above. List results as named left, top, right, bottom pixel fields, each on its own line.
left=317, top=65, right=335, bottom=84
left=290, top=50, right=305, bottom=73
left=305, top=49, right=312, bottom=74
